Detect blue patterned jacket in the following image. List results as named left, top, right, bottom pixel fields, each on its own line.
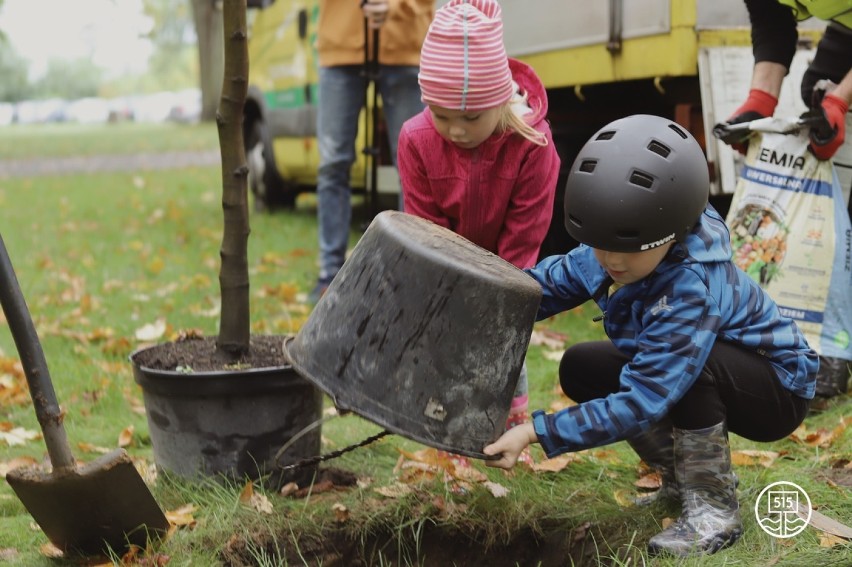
left=528, top=206, right=818, bottom=457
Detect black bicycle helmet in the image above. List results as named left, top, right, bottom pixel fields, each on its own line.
left=563, top=114, right=709, bottom=252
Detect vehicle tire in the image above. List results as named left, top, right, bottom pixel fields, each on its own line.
left=245, top=119, right=296, bottom=212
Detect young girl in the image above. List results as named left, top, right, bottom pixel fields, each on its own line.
left=483, top=114, right=818, bottom=557
left=397, top=0, right=561, bottom=465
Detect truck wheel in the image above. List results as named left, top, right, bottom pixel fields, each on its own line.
left=245, top=120, right=295, bottom=212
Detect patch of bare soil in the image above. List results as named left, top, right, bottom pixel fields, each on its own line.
left=219, top=517, right=649, bottom=567
left=132, top=334, right=288, bottom=372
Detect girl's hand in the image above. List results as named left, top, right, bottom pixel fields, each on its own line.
left=362, top=0, right=390, bottom=29
left=482, top=423, right=536, bottom=469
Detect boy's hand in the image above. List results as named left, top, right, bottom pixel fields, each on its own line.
left=362, top=0, right=390, bottom=29
left=483, top=423, right=536, bottom=469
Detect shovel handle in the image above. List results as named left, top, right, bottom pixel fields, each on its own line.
left=0, top=235, right=76, bottom=471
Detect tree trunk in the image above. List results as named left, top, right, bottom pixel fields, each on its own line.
left=216, top=0, right=251, bottom=356
left=192, top=0, right=225, bottom=122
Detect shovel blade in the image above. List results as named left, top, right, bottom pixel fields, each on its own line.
left=6, top=449, right=169, bottom=556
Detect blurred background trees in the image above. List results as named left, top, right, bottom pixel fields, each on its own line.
left=0, top=0, right=224, bottom=122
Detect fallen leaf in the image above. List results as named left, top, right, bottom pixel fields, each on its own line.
left=0, top=427, right=40, bottom=447
left=634, top=471, right=662, bottom=490
left=166, top=504, right=197, bottom=528
left=280, top=482, right=299, bottom=497
left=819, top=533, right=848, bottom=548
left=39, top=543, right=63, bottom=558
left=661, top=517, right=675, bottom=529
left=0, top=548, right=19, bottom=560
left=375, top=483, right=414, bottom=498
left=798, top=504, right=852, bottom=540
left=135, top=319, right=167, bottom=341
left=0, top=456, right=38, bottom=477
left=483, top=481, right=509, bottom=498
left=77, top=442, right=112, bottom=455
left=529, top=328, right=568, bottom=350
left=118, top=425, right=135, bottom=448
left=531, top=454, right=580, bottom=473
left=238, top=480, right=273, bottom=514
left=542, top=350, right=564, bottom=362
left=613, top=489, right=634, bottom=507
left=332, top=502, right=349, bottom=523
left=731, top=450, right=779, bottom=468
left=248, top=492, right=273, bottom=514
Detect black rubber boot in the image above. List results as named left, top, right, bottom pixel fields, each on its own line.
left=626, top=419, right=678, bottom=505
left=647, top=421, right=742, bottom=556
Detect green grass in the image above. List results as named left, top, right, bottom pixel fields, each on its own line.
left=0, top=123, right=850, bottom=566
left=0, top=122, right=219, bottom=159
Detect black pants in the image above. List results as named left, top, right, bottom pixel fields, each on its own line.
left=559, top=340, right=810, bottom=442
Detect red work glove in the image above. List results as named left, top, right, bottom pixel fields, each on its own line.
left=722, top=89, right=779, bottom=154
left=809, top=93, right=849, bottom=161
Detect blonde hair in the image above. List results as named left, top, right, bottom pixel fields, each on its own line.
left=497, top=98, right=548, bottom=147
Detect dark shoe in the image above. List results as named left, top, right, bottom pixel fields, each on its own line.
left=647, top=422, right=742, bottom=557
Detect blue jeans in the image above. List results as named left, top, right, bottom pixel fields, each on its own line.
left=316, top=64, right=423, bottom=282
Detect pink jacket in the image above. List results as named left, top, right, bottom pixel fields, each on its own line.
left=398, top=59, right=560, bottom=269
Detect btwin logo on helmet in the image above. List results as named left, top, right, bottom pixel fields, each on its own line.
left=640, top=233, right=676, bottom=251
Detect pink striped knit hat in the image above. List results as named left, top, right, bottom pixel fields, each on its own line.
left=419, top=0, right=513, bottom=111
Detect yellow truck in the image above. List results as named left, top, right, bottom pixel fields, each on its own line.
left=243, top=0, right=823, bottom=255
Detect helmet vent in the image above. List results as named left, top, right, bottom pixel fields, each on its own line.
left=595, top=130, right=616, bottom=141
left=578, top=160, right=597, bottom=173
left=629, top=170, right=654, bottom=189
left=667, top=124, right=687, bottom=139
left=647, top=140, right=671, bottom=158
left=616, top=230, right=639, bottom=240
left=567, top=214, right=582, bottom=228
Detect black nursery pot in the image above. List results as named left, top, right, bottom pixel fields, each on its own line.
left=131, top=348, right=323, bottom=488
left=284, top=211, right=542, bottom=459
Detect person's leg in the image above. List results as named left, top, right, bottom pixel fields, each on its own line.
left=315, top=65, right=365, bottom=291
left=506, top=361, right=535, bottom=465
left=668, top=341, right=809, bottom=440
left=377, top=65, right=423, bottom=209
left=560, top=341, right=678, bottom=502
left=558, top=341, right=625, bottom=402
left=651, top=341, right=809, bottom=556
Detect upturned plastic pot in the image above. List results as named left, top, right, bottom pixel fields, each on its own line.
left=131, top=347, right=323, bottom=488
left=284, top=211, right=542, bottom=459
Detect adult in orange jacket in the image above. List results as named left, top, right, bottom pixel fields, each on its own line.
left=312, top=0, right=434, bottom=301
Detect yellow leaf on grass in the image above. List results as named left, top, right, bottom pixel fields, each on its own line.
left=532, top=454, right=580, bottom=473
left=731, top=450, right=779, bottom=468
left=166, top=504, right=197, bottom=528
left=820, top=533, right=848, bottom=547
left=39, top=542, right=63, bottom=557
left=613, top=489, right=634, bottom=507
left=118, top=425, right=134, bottom=448
left=77, top=442, right=112, bottom=455
left=375, top=482, right=414, bottom=498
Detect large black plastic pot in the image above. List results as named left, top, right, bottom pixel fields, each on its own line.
left=131, top=344, right=323, bottom=488
left=285, top=211, right=542, bottom=459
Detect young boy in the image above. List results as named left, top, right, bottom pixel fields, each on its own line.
left=483, top=114, right=818, bottom=557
